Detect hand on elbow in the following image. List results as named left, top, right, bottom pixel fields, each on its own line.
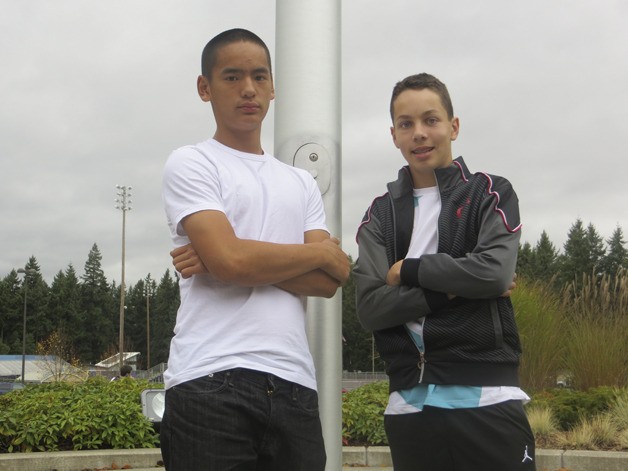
left=171, top=244, right=208, bottom=278
left=321, top=239, right=350, bottom=285
left=386, top=260, right=403, bottom=286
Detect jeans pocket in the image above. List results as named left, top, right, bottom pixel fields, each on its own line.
left=173, top=372, right=230, bottom=395
left=292, top=385, right=320, bottom=414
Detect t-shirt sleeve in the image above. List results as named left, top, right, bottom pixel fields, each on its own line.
left=162, top=146, right=224, bottom=240
left=303, top=175, right=329, bottom=234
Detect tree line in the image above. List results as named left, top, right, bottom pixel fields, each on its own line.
left=517, top=219, right=627, bottom=288
left=1, top=218, right=627, bottom=372
left=0, top=244, right=179, bottom=368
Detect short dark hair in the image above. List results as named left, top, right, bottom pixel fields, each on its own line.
left=120, top=364, right=132, bottom=377
left=390, top=73, right=454, bottom=121
left=201, top=28, right=272, bottom=79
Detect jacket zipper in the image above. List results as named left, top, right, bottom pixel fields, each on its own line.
left=408, top=317, right=427, bottom=384
left=418, top=315, right=427, bottom=383
left=388, top=189, right=427, bottom=384
left=391, top=190, right=428, bottom=384
left=388, top=192, right=398, bottom=261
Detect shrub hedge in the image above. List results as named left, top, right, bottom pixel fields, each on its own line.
left=342, top=381, right=388, bottom=446
left=530, top=386, right=623, bottom=430
left=0, top=377, right=160, bottom=452
left=2, top=378, right=625, bottom=452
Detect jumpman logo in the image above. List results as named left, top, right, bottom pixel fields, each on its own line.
left=521, top=445, right=533, bottom=463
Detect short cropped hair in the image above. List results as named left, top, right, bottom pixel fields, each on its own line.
left=390, top=73, right=454, bottom=121
left=120, top=364, right=132, bottom=377
left=201, top=28, right=272, bottom=79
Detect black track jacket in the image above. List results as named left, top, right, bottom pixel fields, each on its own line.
left=354, top=157, right=523, bottom=393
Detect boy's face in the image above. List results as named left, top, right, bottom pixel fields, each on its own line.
left=390, top=88, right=459, bottom=188
left=197, top=41, right=274, bottom=141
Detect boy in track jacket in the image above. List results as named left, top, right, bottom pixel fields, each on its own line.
left=354, top=73, right=535, bottom=471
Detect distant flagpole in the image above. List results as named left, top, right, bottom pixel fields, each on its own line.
left=274, top=1, right=342, bottom=469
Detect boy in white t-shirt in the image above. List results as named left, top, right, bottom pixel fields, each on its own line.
left=354, top=73, right=535, bottom=470
left=160, top=28, right=349, bottom=471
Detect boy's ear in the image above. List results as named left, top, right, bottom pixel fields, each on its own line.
left=450, top=117, right=460, bottom=141
left=197, top=75, right=212, bottom=102
left=390, top=126, right=400, bottom=149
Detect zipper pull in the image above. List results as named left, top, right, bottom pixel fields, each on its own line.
left=417, top=351, right=426, bottom=383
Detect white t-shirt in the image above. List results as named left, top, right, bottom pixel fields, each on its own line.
left=161, top=138, right=328, bottom=391
left=403, top=186, right=441, bottom=344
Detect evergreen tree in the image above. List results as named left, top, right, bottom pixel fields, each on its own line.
left=20, top=257, right=50, bottom=357
left=531, top=231, right=559, bottom=283
left=0, top=260, right=48, bottom=356
left=0, top=271, right=24, bottom=355
left=82, top=244, right=109, bottom=288
left=151, top=270, right=180, bottom=366
left=600, top=226, right=628, bottom=277
left=341, top=259, right=384, bottom=372
left=559, top=219, right=589, bottom=287
left=48, top=265, right=82, bottom=354
left=79, top=243, right=115, bottom=363
left=585, top=223, right=606, bottom=276
left=517, top=242, right=534, bottom=280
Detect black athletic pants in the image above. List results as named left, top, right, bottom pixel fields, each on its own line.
left=384, top=400, right=536, bottom=471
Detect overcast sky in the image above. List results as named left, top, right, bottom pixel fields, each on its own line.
left=2, top=0, right=627, bottom=284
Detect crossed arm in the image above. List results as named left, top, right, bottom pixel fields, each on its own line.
left=354, top=201, right=517, bottom=331
left=175, top=209, right=350, bottom=298
left=385, top=259, right=516, bottom=297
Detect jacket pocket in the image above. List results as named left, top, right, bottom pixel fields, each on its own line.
left=489, top=299, right=504, bottom=349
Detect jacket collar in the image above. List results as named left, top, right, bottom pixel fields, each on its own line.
left=388, top=156, right=471, bottom=198
left=435, top=156, right=471, bottom=193
left=384, top=156, right=471, bottom=261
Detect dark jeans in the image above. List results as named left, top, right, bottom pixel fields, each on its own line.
left=160, top=368, right=326, bottom=471
left=385, top=400, right=536, bottom=471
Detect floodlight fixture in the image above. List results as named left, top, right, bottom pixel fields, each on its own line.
left=141, top=388, right=165, bottom=423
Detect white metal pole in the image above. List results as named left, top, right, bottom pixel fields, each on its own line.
left=275, top=1, right=342, bottom=469
left=120, top=207, right=126, bottom=370
left=115, top=185, right=132, bottom=370
left=146, top=286, right=151, bottom=370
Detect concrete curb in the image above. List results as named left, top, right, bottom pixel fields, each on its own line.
left=0, top=447, right=626, bottom=471
left=0, top=448, right=161, bottom=471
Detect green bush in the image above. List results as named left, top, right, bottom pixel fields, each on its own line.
left=342, top=381, right=388, bottom=446
left=2, top=377, right=626, bottom=453
left=0, top=377, right=160, bottom=452
left=529, top=387, right=622, bottom=431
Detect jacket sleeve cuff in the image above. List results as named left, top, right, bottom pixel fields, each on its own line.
left=424, top=289, right=450, bottom=311
left=400, top=258, right=421, bottom=287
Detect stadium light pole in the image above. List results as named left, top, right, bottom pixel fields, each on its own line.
left=17, top=268, right=36, bottom=384
left=144, top=278, right=154, bottom=370
left=275, top=1, right=342, bottom=469
left=115, top=185, right=132, bottom=370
